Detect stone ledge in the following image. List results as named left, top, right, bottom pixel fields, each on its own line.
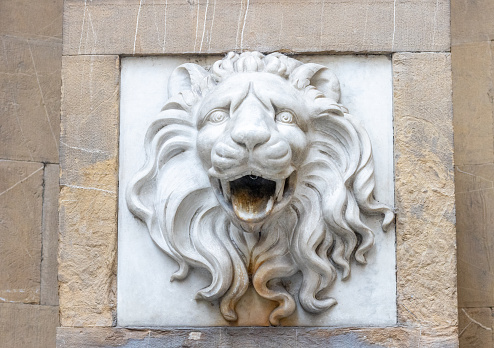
left=63, top=0, right=450, bottom=55
left=56, top=326, right=458, bottom=348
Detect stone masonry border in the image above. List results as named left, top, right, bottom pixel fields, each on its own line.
left=58, top=1, right=457, bottom=346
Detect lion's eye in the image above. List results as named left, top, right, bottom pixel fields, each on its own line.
left=275, top=111, right=295, bottom=124
left=206, top=110, right=229, bottom=124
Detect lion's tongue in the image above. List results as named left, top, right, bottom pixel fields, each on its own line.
left=230, top=176, right=276, bottom=222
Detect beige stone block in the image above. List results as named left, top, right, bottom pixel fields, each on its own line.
left=0, top=160, right=44, bottom=304
left=41, top=164, right=59, bottom=306
left=0, top=303, right=58, bottom=348
left=59, top=55, right=119, bottom=326
left=452, top=0, right=494, bottom=45
left=60, top=55, right=119, bottom=187
left=0, top=0, right=62, bottom=39
left=0, top=35, right=61, bottom=163
left=453, top=41, right=494, bottom=310
left=393, top=53, right=457, bottom=331
left=452, top=42, right=494, bottom=166
left=455, top=164, right=494, bottom=308
left=63, top=0, right=450, bottom=55
left=458, top=308, right=493, bottom=348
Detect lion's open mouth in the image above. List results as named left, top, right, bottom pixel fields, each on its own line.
left=218, top=174, right=293, bottom=223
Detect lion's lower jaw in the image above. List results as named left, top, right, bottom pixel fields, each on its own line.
left=209, top=172, right=297, bottom=232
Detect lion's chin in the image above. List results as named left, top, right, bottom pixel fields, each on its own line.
left=211, top=171, right=297, bottom=232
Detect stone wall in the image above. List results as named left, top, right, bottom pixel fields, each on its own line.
left=5, top=0, right=487, bottom=346
left=452, top=0, right=494, bottom=346
left=0, top=0, right=62, bottom=347
left=57, top=1, right=457, bottom=347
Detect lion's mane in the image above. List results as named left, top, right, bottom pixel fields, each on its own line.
left=127, top=52, right=394, bottom=325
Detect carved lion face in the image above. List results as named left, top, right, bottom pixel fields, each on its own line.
left=196, top=72, right=310, bottom=232
left=127, top=52, right=393, bottom=325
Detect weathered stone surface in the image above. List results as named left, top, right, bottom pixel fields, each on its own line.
left=452, top=42, right=494, bottom=166
left=60, top=55, right=119, bottom=187
left=59, top=55, right=119, bottom=326
left=63, top=0, right=450, bottom=55
left=0, top=160, right=44, bottom=304
left=0, top=35, right=62, bottom=163
left=451, top=5, right=494, bottom=348
left=393, top=53, right=457, bottom=334
left=56, top=326, right=459, bottom=348
left=458, top=308, right=493, bottom=348
left=0, top=0, right=63, bottom=39
left=452, top=42, right=494, bottom=310
left=0, top=303, right=58, bottom=348
left=455, top=164, right=494, bottom=308
left=41, top=164, right=59, bottom=306
left=451, top=0, right=494, bottom=45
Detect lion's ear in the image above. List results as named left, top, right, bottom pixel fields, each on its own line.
left=168, top=63, right=209, bottom=98
left=310, top=68, right=341, bottom=103
left=290, top=63, right=341, bottom=103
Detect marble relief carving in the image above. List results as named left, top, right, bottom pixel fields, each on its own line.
left=126, top=52, right=394, bottom=325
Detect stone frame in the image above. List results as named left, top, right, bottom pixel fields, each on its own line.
left=58, top=1, right=457, bottom=346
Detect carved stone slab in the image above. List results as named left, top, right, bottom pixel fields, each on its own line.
left=118, top=54, right=395, bottom=326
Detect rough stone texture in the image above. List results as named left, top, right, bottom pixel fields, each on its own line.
left=59, top=55, right=119, bottom=326
left=0, top=160, right=44, bottom=304
left=0, top=303, right=59, bottom=348
left=451, top=0, right=494, bottom=45
left=458, top=308, right=493, bottom=348
left=393, top=53, right=457, bottom=338
left=41, top=164, right=60, bottom=306
left=63, top=0, right=450, bottom=55
left=0, top=35, right=62, bottom=163
left=57, top=326, right=460, bottom=348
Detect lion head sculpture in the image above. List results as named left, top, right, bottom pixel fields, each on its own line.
left=127, top=51, right=394, bottom=326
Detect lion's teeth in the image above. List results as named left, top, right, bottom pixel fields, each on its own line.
left=221, top=179, right=231, bottom=201
left=275, top=179, right=285, bottom=202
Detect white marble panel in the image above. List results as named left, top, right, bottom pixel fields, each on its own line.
left=118, top=55, right=396, bottom=327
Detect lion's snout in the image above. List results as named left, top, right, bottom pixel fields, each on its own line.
left=230, top=116, right=271, bottom=151
left=211, top=137, right=293, bottom=178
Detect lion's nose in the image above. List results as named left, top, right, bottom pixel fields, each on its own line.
left=231, top=119, right=271, bottom=151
